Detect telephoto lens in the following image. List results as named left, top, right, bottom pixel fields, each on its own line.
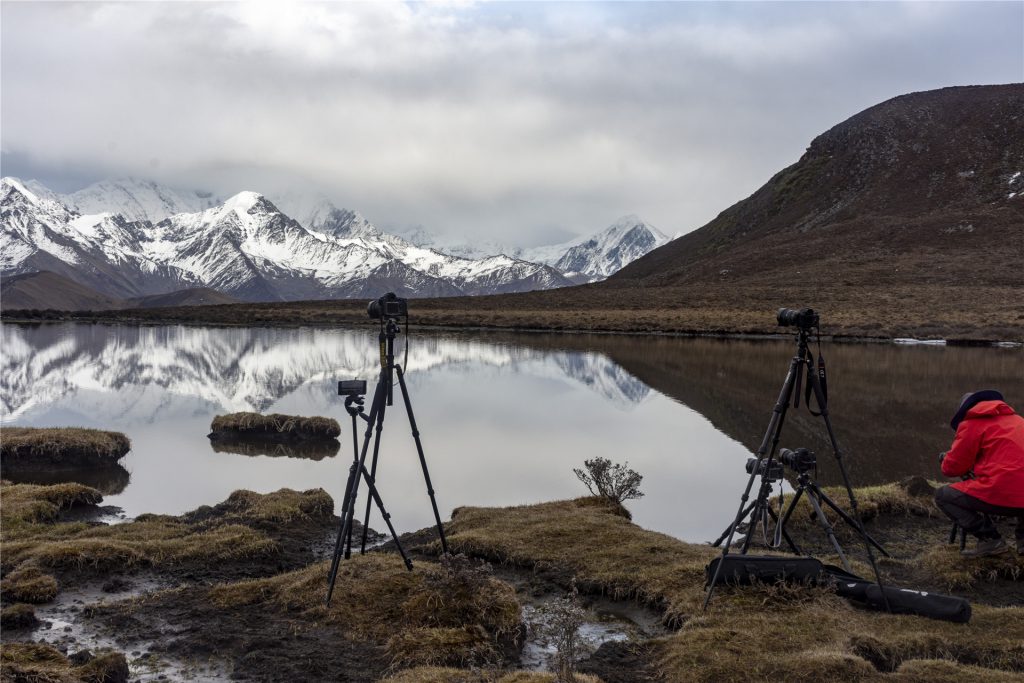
left=776, top=307, right=819, bottom=329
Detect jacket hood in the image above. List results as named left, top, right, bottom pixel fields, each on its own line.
left=950, top=389, right=1006, bottom=430
left=965, top=401, right=1015, bottom=419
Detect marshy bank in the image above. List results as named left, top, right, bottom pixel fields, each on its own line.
left=1, top=427, right=132, bottom=495
left=1, top=478, right=1021, bottom=682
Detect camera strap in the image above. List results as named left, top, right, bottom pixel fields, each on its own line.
left=804, top=351, right=828, bottom=417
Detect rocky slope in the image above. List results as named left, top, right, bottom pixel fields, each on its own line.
left=611, top=84, right=1024, bottom=290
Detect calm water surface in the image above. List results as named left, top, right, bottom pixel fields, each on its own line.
left=2, top=323, right=1021, bottom=542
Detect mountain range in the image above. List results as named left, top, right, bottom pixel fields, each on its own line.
left=0, top=176, right=669, bottom=307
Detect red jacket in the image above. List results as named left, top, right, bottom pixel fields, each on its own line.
left=942, top=400, right=1024, bottom=507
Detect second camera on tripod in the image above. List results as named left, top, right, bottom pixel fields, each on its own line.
left=745, top=447, right=816, bottom=482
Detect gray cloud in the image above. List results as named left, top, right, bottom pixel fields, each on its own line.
left=2, top=1, right=1021, bottom=246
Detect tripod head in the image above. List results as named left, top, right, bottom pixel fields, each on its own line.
left=344, top=394, right=365, bottom=418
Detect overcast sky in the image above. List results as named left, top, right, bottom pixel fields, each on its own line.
left=2, top=2, right=1022, bottom=246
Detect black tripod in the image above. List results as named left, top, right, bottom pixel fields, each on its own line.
left=703, top=320, right=889, bottom=610
left=325, top=316, right=450, bottom=605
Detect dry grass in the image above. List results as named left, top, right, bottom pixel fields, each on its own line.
left=210, top=412, right=340, bottom=440
left=446, top=497, right=718, bottom=627
left=22, top=282, right=1024, bottom=341
left=0, top=427, right=130, bottom=468
left=0, top=483, right=331, bottom=603
left=1, top=481, right=103, bottom=536
left=0, top=564, right=58, bottom=603
left=0, top=642, right=128, bottom=683
left=208, top=553, right=521, bottom=670
left=0, top=601, right=39, bottom=629
left=383, top=668, right=602, bottom=683
left=443, top=495, right=1024, bottom=682
left=920, top=544, right=1024, bottom=589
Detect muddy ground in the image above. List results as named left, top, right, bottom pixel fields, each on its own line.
left=2, top=478, right=1022, bottom=682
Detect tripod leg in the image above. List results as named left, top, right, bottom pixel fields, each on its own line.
left=704, top=353, right=801, bottom=611
left=713, top=500, right=756, bottom=548
left=816, top=488, right=891, bottom=557
left=358, top=464, right=414, bottom=570
left=327, top=374, right=386, bottom=606
left=344, top=414, right=359, bottom=558
left=396, top=364, right=450, bottom=554
left=774, top=488, right=806, bottom=555
left=328, top=457, right=359, bottom=588
left=806, top=490, right=851, bottom=572
left=806, top=363, right=890, bottom=611
left=740, top=495, right=767, bottom=554
left=360, top=398, right=387, bottom=554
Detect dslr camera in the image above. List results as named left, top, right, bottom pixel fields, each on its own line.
left=779, top=447, right=816, bottom=473
left=745, top=457, right=783, bottom=482
left=368, top=292, right=408, bottom=319
left=777, top=307, right=819, bottom=329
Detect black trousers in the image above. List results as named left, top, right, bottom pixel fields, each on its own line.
left=934, top=485, right=1024, bottom=541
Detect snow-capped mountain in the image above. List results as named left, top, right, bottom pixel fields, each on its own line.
left=63, top=178, right=221, bottom=223
left=1, top=177, right=573, bottom=302
left=407, top=215, right=671, bottom=283
left=523, top=215, right=670, bottom=282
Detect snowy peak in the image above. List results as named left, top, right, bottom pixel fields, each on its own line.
left=521, top=215, right=670, bottom=282
left=64, top=178, right=220, bottom=223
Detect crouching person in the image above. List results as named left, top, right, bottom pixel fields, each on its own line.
left=935, top=390, right=1024, bottom=557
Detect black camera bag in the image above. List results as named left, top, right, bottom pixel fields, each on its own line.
left=824, top=566, right=972, bottom=623
left=705, top=555, right=824, bottom=586
left=704, top=556, right=972, bottom=623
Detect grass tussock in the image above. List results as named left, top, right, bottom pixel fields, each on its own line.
left=447, top=497, right=718, bottom=627
left=919, top=544, right=1024, bottom=589
left=0, top=602, right=39, bottom=629
left=0, top=427, right=130, bottom=468
left=383, top=668, right=602, bottom=683
left=209, top=553, right=521, bottom=669
left=210, top=412, right=340, bottom=440
left=1, top=481, right=103, bottom=535
left=0, top=564, right=59, bottom=603
left=1, top=483, right=331, bottom=602
left=444, top=495, right=1024, bottom=682
left=0, top=642, right=128, bottom=683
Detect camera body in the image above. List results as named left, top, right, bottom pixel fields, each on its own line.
left=746, top=457, right=783, bottom=481
left=779, top=447, right=816, bottom=473
left=367, top=292, right=408, bottom=319
left=338, top=379, right=367, bottom=396
left=777, top=307, right=819, bottom=329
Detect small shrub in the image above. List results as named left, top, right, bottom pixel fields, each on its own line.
left=529, top=582, right=586, bottom=683
left=573, top=457, right=644, bottom=505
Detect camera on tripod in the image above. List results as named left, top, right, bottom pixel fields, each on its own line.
left=745, top=457, right=783, bottom=481
left=777, top=307, right=819, bottom=329
left=367, top=292, right=408, bottom=319
left=779, top=447, right=816, bottom=473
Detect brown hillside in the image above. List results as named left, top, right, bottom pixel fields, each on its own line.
left=611, top=84, right=1024, bottom=289
left=124, top=287, right=239, bottom=308
left=0, top=271, right=119, bottom=311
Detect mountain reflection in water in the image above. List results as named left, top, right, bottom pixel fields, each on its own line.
left=1, top=323, right=1020, bottom=542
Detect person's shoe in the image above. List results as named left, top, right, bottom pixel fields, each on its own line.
left=961, top=537, right=1010, bottom=558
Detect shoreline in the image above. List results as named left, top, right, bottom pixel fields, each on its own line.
left=2, top=313, right=1022, bottom=348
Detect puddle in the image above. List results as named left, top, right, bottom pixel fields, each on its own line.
left=19, top=578, right=230, bottom=682
left=520, top=603, right=636, bottom=671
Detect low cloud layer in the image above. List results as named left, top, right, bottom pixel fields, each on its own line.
left=3, top=2, right=1021, bottom=245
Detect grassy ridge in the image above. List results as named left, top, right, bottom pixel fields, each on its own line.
left=4, top=281, right=1023, bottom=341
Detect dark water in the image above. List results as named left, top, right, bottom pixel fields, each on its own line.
left=2, top=322, right=1021, bottom=542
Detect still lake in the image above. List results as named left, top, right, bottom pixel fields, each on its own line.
left=2, top=322, right=1022, bottom=542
